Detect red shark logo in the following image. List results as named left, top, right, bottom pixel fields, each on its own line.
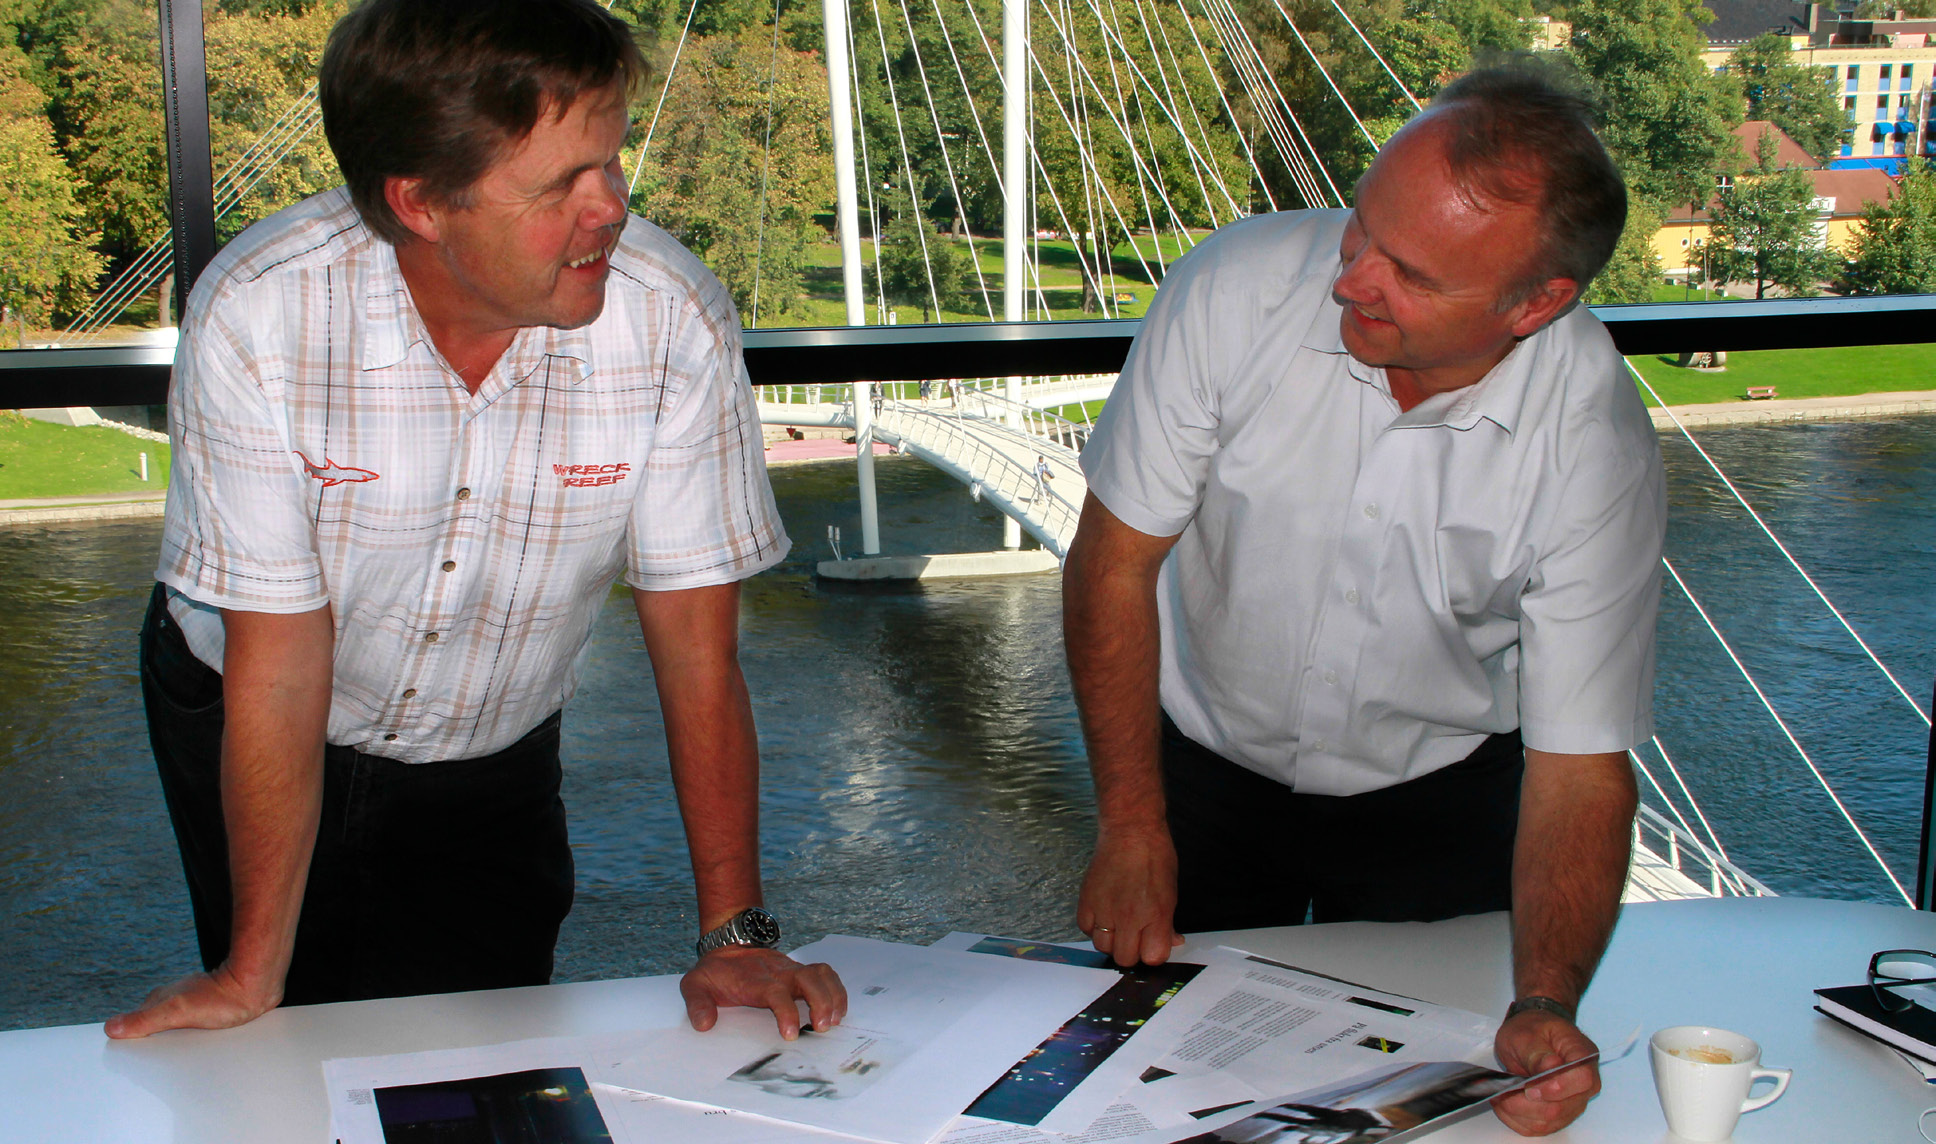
left=295, top=451, right=381, bottom=487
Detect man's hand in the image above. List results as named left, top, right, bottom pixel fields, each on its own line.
left=1490, top=1007, right=1601, bottom=1136
left=103, top=962, right=281, bottom=1039
left=681, top=945, right=847, bottom=1039
left=1077, top=827, right=1184, bottom=967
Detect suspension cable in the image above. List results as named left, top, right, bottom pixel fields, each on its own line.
left=1627, top=747, right=1749, bottom=896
left=848, top=6, right=886, bottom=322
left=894, top=0, right=996, bottom=317
left=1130, top=0, right=1234, bottom=228
left=864, top=0, right=944, bottom=318
left=1209, top=0, right=1343, bottom=205
left=1174, top=0, right=1275, bottom=212
left=1319, top=0, right=1420, bottom=112
left=1260, top=0, right=1377, bottom=151
left=1662, top=556, right=1912, bottom=905
left=1633, top=364, right=1931, bottom=726
left=1649, top=736, right=1740, bottom=870
left=630, top=0, right=702, bottom=197
left=1196, top=0, right=1330, bottom=207
left=1094, top=0, right=1243, bottom=229
left=749, top=0, right=786, bottom=326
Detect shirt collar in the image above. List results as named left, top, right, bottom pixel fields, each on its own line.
left=1300, top=285, right=1535, bottom=437
left=359, top=241, right=596, bottom=386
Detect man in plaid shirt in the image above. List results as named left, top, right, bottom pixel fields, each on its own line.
left=110, top=0, right=843, bottom=1039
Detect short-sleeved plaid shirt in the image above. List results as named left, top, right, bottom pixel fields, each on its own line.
left=158, top=188, right=789, bottom=763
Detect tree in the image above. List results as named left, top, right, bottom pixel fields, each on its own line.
left=1702, top=134, right=1836, bottom=298
left=1583, top=189, right=1665, bottom=304
left=0, top=46, right=101, bottom=343
left=874, top=181, right=973, bottom=321
left=1566, top=0, right=1741, bottom=210
left=1727, top=34, right=1844, bottom=163
left=1840, top=160, right=1936, bottom=295
left=637, top=22, right=834, bottom=321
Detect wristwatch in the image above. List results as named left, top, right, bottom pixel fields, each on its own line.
left=1505, top=995, right=1576, bottom=1023
left=695, top=907, right=782, bottom=958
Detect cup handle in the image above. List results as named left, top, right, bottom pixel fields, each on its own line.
left=1741, top=1066, right=1792, bottom=1113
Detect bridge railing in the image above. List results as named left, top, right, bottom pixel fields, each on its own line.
left=947, top=386, right=1093, bottom=456
left=868, top=399, right=1084, bottom=555
left=1633, top=802, right=1775, bottom=899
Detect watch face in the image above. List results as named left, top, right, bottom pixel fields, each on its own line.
left=738, top=908, right=781, bottom=946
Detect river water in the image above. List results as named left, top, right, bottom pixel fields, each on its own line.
left=1, top=417, right=1931, bottom=1032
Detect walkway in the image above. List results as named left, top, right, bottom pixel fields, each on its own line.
left=757, top=376, right=1110, bottom=558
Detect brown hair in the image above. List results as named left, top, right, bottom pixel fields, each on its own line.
left=319, top=0, right=648, bottom=245
left=1430, top=59, right=1627, bottom=308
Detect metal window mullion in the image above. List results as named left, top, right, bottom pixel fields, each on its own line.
left=157, top=0, right=217, bottom=319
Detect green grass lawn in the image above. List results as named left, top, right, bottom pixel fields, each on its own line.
left=1626, top=343, right=1936, bottom=407
left=0, top=415, right=170, bottom=499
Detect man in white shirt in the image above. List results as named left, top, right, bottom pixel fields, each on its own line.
left=109, top=0, right=842, bottom=1040
left=1064, top=66, right=1664, bottom=1136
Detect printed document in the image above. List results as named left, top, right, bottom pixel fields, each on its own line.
left=598, top=935, right=1118, bottom=1144
left=1040, top=948, right=1494, bottom=1134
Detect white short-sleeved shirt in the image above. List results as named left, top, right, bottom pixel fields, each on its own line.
left=1082, top=210, right=1665, bottom=797
left=158, top=188, right=789, bottom=763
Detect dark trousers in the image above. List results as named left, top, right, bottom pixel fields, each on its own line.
left=1162, top=713, right=1524, bottom=931
left=139, top=584, right=575, bottom=1005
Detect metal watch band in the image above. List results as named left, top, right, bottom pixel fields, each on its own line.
left=695, top=907, right=782, bottom=959
left=1505, top=995, right=1576, bottom=1023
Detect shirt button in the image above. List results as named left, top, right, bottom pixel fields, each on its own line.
left=424, top=632, right=440, bottom=643
left=1312, top=738, right=1328, bottom=752
left=1322, top=669, right=1339, bottom=685
left=1363, top=503, right=1380, bottom=520
left=441, top=560, right=456, bottom=572
left=456, top=487, right=472, bottom=501
left=383, top=733, right=398, bottom=742
left=401, top=688, right=417, bottom=699
left=1345, top=588, right=1360, bottom=604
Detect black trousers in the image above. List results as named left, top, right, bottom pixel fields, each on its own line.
left=1162, top=713, right=1524, bottom=931
left=138, top=584, right=575, bottom=1005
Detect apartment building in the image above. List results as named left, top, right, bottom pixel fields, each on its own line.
left=1701, top=0, right=1934, bottom=163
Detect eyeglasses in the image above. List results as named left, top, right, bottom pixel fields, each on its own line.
left=1871, top=949, right=1936, bottom=1013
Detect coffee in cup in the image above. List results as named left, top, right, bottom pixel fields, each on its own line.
left=1650, top=1026, right=1790, bottom=1142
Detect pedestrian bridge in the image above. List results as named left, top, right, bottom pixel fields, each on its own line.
left=756, top=375, right=1116, bottom=559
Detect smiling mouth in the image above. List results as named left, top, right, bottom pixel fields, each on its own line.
left=566, top=235, right=618, bottom=271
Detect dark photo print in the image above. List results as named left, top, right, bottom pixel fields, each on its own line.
left=373, top=1066, right=614, bottom=1144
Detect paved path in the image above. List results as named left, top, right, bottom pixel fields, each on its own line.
left=1649, top=389, right=1936, bottom=430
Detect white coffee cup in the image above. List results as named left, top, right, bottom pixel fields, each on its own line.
left=1650, top=1025, right=1791, bottom=1141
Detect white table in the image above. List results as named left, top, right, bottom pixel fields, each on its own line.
left=3, top=897, right=1931, bottom=1142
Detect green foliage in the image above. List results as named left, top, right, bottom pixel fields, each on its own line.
left=0, top=40, right=99, bottom=338
left=1840, top=160, right=1936, bottom=295
left=636, top=21, right=834, bottom=322
left=874, top=182, right=976, bottom=320
left=1583, top=191, right=1664, bottom=304
left=1701, top=133, right=1837, bottom=298
left=1726, top=34, right=1844, bottom=163
left=1566, top=0, right=1741, bottom=210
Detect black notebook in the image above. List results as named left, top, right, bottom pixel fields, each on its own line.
left=1815, top=983, right=1936, bottom=1064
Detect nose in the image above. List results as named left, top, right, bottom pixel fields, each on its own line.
left=1333, top=242, right=1382, bottom=309
left=582, top=161, right=627, bottom=231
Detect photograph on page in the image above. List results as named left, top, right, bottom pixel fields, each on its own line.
left=725, top=1025, right=912, bottom=1101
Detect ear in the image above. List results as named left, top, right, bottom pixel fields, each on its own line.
left=383, top=175, right=443, bottom=245
left=1507, top=277, right=1580, bottom=339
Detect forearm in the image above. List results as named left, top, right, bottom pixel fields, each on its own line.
left=219, top=606, right=334, bottom=995
left=635, top=584, right=764, bottom=933
left=1062, top=496, right=1173, bottom=839
left=664, top=662, right=763, bottom=932
left=1510, top=749, right=1638, bottom=1007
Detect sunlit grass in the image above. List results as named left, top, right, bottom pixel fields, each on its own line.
left=0, top=415, right=170, bottom=499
